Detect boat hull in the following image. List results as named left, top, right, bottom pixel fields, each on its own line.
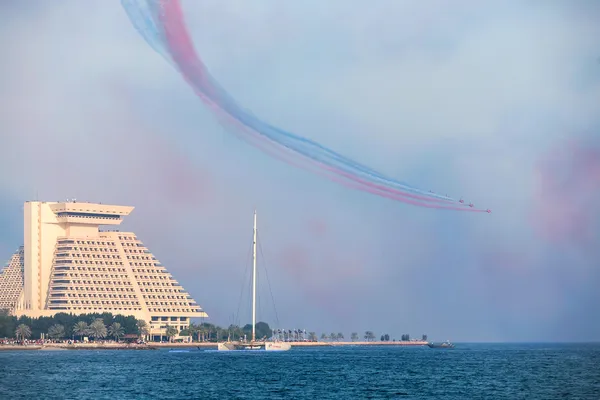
left=265, top=342, right=291, bottom=351
left=217, top=342, right=291, bottom=351
left=427, top=343, right=455, bottom=349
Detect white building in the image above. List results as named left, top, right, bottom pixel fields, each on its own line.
left=0, top=201, right=207, bottom=337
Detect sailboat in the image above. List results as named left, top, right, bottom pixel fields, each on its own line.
left=217, top=211, right=291, bottom=352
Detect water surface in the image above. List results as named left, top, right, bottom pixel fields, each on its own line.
left=1, top=343, right=599, bottom=399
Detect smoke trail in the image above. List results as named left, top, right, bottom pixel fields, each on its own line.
left=122, top=0, right=490, bottom=212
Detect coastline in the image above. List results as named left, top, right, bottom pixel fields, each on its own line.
left=0, top=341, right=428, bottom=351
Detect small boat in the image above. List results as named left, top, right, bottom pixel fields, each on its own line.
left=427, top=340, right=455, bottom=349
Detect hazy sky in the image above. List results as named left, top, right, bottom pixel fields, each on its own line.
left=1, top=0, right=599, bottom=342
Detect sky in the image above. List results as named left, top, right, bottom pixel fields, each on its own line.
left=1, top=0, right=599, bottom=342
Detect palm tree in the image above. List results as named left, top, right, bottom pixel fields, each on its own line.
left=15, top=324, right=31, bottom=341
left=136, top=320, right=150, bottom=340
left=308, top=332, right=317, bottom=341
left=351, top=332, right=359, bottom=342
left=72, top=321, right=89, bottom=340
left=197, top=326, right=206, bottom=342
left=188, top=322, right=199, bottom=342
left=336, top=333, right=344, bottom=341
left=88, top=318, right=107, bottom=341
left=320, top=333, right=328, bottom=341
left=108, top=322, right=125, bottom=342
left=225, top=324, right=242, bottom=342
left=47, top=324, right=65, bottom=340
left=364, top=331, right=375, bottom=341
left=165, top=325, right=178, bottom=342
left=330, top=332, right=337, bottom=342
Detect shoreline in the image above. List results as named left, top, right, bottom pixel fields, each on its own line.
left=158, top=341, right=429, bottom=348
left=0, top=341, right=428, bottom=351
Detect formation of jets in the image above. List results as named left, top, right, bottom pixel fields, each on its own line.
left=427, top=193, right=491, bottom=213
left=458, top=197, right=491, bottom=213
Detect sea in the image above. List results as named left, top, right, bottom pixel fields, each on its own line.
left=1, top=343, right=599, bottom=399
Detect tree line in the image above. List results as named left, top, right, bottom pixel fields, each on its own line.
left=1, top=310, right=426, bottom=343
left=0, top=310, right=276, bottom=342
left=0, top=310, right=146, bottom=341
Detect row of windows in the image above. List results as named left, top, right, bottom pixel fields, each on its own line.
left=143, top=295, right=188, bottom=300
left=151, top=316, right=188, bottom=322
left=56, top=261, right=159, bottom=268
left=124, top=249, right=151, bottom=254
left=139, top=289, right=182, bottom=295
left=68, top=248, right=118, bottom=253
left=58, top=239, right=117, bottom=246
left=54, top=273, right=129, bottom=279
left=127, top=255, right=152, bottom=261
left=56, top=212, right=121, bottom=220
left=50, top=286, right=190, bottom=297
left=51, top=285, right=134, bottom=292
left=57, top=253, right=120, bottom=259
left=55, top=267, right=127, bottom=273
left=134, top=275, right=171, bottom=281
left=118, top=236, right=136, bottom=241
left=138, top=282, right=180, bottom=288
left=131, top=262, right=161, bottom=267
left=58, top=260, right=124, bottom=266
left=51, top=293, right=137, bottom=299
left=50, top=306, right=141, bottom=312
left=52, top=279, right=132, bottom=285
left=50, top=300, right=140, bottom=306
left=131, top=268, right=167, bottom=273
left=148, top=308, right=198, bottom=313
left=56, top=260, right=161, bottom=269
left=123, top=242, right=143, bottom=248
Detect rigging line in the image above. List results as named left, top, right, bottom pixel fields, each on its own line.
left=235, top=236, right=253, bottom=328
left=257, top=230, right=280, bottom=328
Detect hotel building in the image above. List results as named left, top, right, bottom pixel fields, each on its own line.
left=0, top=201, right=207, bottom=338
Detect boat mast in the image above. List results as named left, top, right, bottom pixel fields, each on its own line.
left=252, top=210, right=257, bottom=342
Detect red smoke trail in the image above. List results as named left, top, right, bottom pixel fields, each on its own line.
left=158, top=0, right=487, bottom=212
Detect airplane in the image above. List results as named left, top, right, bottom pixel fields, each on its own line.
left=486, top=209, right=492, bottom=213
left=459, top=198, right=464, bottom=204
left=469, top=203, right=474, bottom=208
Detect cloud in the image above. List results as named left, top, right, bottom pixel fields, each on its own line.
left=0, top=0, right=599, bottom=341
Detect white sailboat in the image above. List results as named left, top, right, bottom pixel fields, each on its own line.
left=217, top=211, right=291, bottom=352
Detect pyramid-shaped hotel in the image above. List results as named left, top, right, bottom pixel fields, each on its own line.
left=0, top=201, right=207, bottom=336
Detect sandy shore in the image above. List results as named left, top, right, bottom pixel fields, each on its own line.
left=0, top=345, right=43, bottom=351
left=0, top=343, right=156, bottom=351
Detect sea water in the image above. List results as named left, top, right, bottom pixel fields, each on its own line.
left=1, top=343, right=599, bottom=399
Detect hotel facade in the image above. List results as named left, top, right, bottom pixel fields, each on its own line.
left=0, top=201, right=207, bottom=337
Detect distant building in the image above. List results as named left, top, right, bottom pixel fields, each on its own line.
left=0, top=201, right=207, bottom=338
